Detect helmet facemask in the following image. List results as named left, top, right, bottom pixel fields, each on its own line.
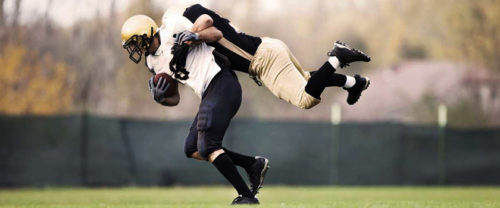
left=123, top=27, right=155, bottom=64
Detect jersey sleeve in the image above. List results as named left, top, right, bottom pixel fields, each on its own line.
left=162, top=14, right=193, bottom=35
left=183, top=4, right=226, bottom=25
left=182, top=4, right=262, bottom=73
left=175, top=16, right=194, bottom=33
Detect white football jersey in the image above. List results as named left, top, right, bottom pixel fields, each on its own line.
left=146, top=12, right=221, bottom=98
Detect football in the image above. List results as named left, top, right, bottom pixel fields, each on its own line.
left=153, top=73, right=177, bottom=97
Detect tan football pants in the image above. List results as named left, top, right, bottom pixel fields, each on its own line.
left=249, top=37, right=320, bottom=109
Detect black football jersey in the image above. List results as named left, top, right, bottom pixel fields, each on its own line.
left=183, top=4, right=262, bottom=73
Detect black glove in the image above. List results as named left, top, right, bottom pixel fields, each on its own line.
left=174, top=30, right=199, bottom=45
left=169, top=43, right=190, bottom=80
left=148, top=76, right=170, bottom=103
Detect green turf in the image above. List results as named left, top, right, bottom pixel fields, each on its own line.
left=1, top=186, right=500, bottom=208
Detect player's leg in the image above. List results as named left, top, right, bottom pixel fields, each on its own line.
left=305, top=41, right=370, bottom=104
left=183, top=115, right=199, bottom=159
left=250, top=38, right=320, bottom=109
left=184, top=114, right=208, bottom=161
left=223, top=148, right=270, bottom=196
left=221, top=148, right=256, bottom=169
left=196, top=68, right=259, bottom=204
left=283, top=38, right=368, bottom=92
left=309, top=71, right=371, bottom=105
left=287, top=40, right=371, bottom=104
left=309, top=71, right=347, bottom=87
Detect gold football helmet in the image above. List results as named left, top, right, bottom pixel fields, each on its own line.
left=121, top=15, right=158, bottom=64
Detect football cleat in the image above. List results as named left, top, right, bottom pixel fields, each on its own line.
left=345, top=74, right=370, bottom=105
left=247, top=156, right=270, bottom=196
left=328, top=41, right=371, bottom=68
left=231, top=195, right=260, bottom=205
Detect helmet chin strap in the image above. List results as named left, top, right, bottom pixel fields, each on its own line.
left=145, top=29, right=161, bottom=75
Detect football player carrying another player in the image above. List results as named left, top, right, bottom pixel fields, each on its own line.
left=121, top=13, right=268, bottom=205
left=120, top=4, right=372, bottom=205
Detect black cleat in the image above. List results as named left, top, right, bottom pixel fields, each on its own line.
left=328, top=41, right=371, bottom=68
left=231, top=195, right=260, bottom=205
left=247, top=156, right=270, bottom=196
left=345, top=74, right=370, bottom=105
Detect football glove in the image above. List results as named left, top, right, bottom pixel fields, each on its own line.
left=174, top=31, right=199, bottom=45
left=148, top=76, right=170, bottom=103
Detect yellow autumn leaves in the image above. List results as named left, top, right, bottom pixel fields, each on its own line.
left=0, top=44, right=74, bottom=115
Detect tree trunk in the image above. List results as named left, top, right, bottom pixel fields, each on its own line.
left=12, top=0, right=21, bottom=27
left=0, top=0, right=5, bottom=27
left=10, top=0, right=21, bottom=42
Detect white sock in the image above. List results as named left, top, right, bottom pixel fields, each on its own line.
left=328, top=56, right=340, bottom=69
left=344, top=76, right=356, bottom=88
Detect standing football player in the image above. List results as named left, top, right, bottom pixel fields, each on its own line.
left=178, top=4, right=371, bottom=109
left=121, top=12, right=268, bottom=204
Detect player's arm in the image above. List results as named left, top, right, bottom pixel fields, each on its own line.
left=194, top=26, right=222, bottom=43
left=178, top=26, right=222, bottom=45
left=191, top=14, right=213, bottom=33
left=189, top=14, right=222, bottom=43
left=182, top=5, right=223, bottom=43
left=175, top=15, right=222, bottom=45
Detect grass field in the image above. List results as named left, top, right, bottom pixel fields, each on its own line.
left=1, top=186, right=500, bottom=208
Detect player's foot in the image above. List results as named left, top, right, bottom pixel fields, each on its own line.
left=247, top=156, right=270, bottom=196
left=345, top=74, right=370, bottom=105
left=328, top=41, right=371, bottom=68
left=231, top=195, right=260, bottom=205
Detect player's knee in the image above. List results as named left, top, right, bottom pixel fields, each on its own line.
left=198, top=145, right=221, bottom=159
left=298, top=93, right=321, bottom=109
left=184, top=144, right=197, bottom=158
left=198, top=147, right=211, bottom=159
left=298, top=101, right=318, bottom=109
left=299, top=103, right=314, bottom=109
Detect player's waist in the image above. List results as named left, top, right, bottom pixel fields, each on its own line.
left=202, top=67, right=236, bottom=99
left=248, top=37, right=283, bottom=76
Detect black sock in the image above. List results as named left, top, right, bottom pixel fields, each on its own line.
left=309, top=71, right=347, bottom=87
left=223, top=148, right=256, bottom=171
left=212, top=153, right=253, bottom=197
left=305, top=62, right=336, bottom=99
left=326, top=73, right=347, bottom=87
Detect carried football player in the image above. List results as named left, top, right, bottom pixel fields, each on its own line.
left=180, top=4, right=371, bottom=109
left=121, top=13, right=268, bottom=204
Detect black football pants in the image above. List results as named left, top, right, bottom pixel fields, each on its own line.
left=184, top=67, right=242, bottom=158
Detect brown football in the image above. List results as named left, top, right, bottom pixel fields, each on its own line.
left=153, top=73, right=177, bottom=97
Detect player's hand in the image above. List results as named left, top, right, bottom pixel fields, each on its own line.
left=148, top=76, right=170, bottom=103
left=174, top=30, right=199, bottom=45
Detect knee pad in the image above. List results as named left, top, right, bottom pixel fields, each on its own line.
left=184, top=143, right=197, bottom=158
left=184, top=131, right=198, bottom=158
left=198, top=146, right=214, bottom=159
left=197, top=135, right=222, bottom=159
left=197, top=102, right=214, bottom=131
